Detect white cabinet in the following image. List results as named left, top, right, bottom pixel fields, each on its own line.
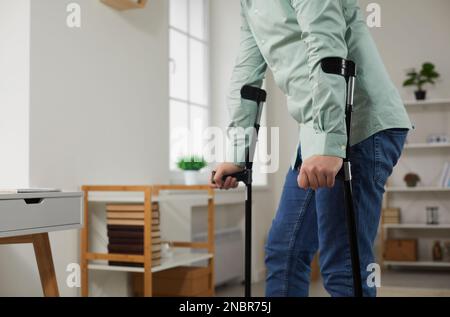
left=0, top=192, right=83, bottom=238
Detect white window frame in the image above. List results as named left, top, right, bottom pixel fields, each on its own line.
left=169, top=0, right=210, bottom=170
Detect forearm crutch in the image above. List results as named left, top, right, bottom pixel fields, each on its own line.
left=212, top=85, right=267, bottom=297
left=299, top=57, right=363, bottom=297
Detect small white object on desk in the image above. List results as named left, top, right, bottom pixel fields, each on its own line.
left=0, top=188, right=61, bottom=194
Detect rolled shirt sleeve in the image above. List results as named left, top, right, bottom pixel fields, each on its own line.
left=226, top=1, right=267, bottom=167
left=291, top=0, right=348, bottom=160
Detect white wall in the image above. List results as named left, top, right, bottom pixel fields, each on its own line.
left=0, top=0, right=169, bottom=296
left=359, top=0, right=450, bottom=100
left=0, top=0, right=30, bottom=188
left=30, top=0, right=169, bottom=188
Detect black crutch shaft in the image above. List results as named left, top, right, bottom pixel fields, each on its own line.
left=245, top=183, right=252, bottom=297
left=341, top=64, right=363, bottom=297
left=297, top=58, right=363, bottom=297
left=211, top=85, right=267, bottom=298
left=343, top=180, right=363, bottom=295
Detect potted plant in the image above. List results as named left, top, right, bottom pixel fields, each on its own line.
left=403, top=62, right=440, bottom=100
left=177, top=155, right=207, bottom=185
left=404, top=173, right=421, bottom=188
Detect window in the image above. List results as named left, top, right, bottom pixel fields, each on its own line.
left=169, top=0, right=209, bottom=170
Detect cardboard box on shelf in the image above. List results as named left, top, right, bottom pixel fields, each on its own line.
left=132, top=266, right=211, bottom=297
left=384, top=239, right=418, bottom=261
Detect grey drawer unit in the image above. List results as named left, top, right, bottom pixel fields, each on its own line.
left=0, top=192, right=83, bottom=238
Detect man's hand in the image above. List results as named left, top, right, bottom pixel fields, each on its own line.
left=210, top=163, right=244, bottom=190
left=298, top=155, right=343, bottom=190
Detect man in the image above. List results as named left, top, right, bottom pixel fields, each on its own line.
left=210, top=0, right=411, bottom=297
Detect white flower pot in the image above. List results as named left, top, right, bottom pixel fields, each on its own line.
left=183, top=170, right=199, bottom=185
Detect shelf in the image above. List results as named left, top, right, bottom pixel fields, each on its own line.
left=404, top=143, right=450, bottom=149
left=88, top=251, right=213, bottom=274
left=385, top=187, right=450, bottom=193
left=384, top=261, right=450, bottom=268
left=87, top=189, right=244, bottom=205
left=89, top=193, right=214, bottom=203
left=383, top=224, right=450, bottom=229
left=101, top=0, right=147, bottom=11
left=404, top=99, right=450, bottom=108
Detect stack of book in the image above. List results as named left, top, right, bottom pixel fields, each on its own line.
left=106, top=203, right=162, bottom=267
left=382, top=208, right=401, bottom=224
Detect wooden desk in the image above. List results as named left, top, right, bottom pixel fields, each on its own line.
left=0, top=192, right=83, bottom=297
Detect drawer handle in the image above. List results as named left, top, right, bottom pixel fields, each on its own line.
left=24, top=198, right=44, bottom=205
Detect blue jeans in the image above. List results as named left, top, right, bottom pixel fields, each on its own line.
left=265, top=129, right=408, bottom=297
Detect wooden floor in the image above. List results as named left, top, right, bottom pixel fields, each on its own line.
left=215, top=270, right=450, bottom=297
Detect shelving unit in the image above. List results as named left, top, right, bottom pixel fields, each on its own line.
left=381, top=99, right=450, bottom=269
left=80, top=185, right=215, bottom=297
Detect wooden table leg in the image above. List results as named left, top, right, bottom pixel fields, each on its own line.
left=32, top=233, right=60, bottom=297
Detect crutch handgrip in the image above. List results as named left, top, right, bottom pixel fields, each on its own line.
left=211, top=170, right=251, bottom=186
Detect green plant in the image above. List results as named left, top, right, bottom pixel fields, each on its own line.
left=176, top=155, right=207, bottom=171
left=403, top=62, right=440, bottom=91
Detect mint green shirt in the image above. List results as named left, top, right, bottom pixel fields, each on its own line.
left=226, top=0, right=411, bottom=168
